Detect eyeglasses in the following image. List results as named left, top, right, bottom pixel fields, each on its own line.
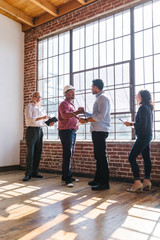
left=33, top=96, right=41, bottom=98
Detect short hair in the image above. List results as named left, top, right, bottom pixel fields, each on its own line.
left=32, top=91, right=40, bottom=97
left=92, top=79, right=104, bottom=91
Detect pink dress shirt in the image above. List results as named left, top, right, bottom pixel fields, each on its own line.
left=58, top=99, right=78, bottom=130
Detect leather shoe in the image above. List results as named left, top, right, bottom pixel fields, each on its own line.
left=92, top=184, right=110, bottom=190
left=23, top=175, right=31, bottom=181
left=88, top=180, right=98, bottom=186
left=32, top=174, right=43, bottom=178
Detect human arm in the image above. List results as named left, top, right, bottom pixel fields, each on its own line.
left=124, top=121, right=135, bottom=127
left=59, top=101, right=84, bottom=119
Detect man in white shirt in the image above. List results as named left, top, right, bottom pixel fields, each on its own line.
left=23, top=91, right=54, bottom=181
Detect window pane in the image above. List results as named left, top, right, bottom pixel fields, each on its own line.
left=123, top=10, right=130, bottom=35
left=38, top=39, right=47, bottom=60
left=74, top=73, right=85, bottom=93
left=100, top=42, right=107, bottom=66
left=116, top=88, right=130, bottom=112
left=134, top=6, right=143, bottom=32
left=86, top=92, right=95, bottom=113
left=115, top=38, right=122, bottom=62
left=75, top=94, right=85, bottom=109
left=48, top=36, right=58, bottom=57
left=143, top=2, right=152, bottom=29
left=135, top=32, right=143, bottom=58
left=86, top=70, right=94, bottom=89
left=86, top=46, right=93, bottom=69
left=153, top=0, right=160, bottom=26
left=106, top=16, right=113, bottom=40
left=99, top=19, right=106, bottom=42
left=73, top=27, right=84, bottom=50
left=38, top=79, right=47, bottom=99
left=59, top=53, right=69, bottom=75
left=48, top=77, right=58, bottom=98
left=144, top=29, right=153, bottom=56
left=154, top=26, right=160, bottom=54
left=123, top=36, right=130, bottom=61
left=38, top=59, right=47, bottom=79
left=115, top=64, right=122, bottom=85
left=48, top=56, right=58, bottom=77
left=107, top=90, right=114, bottom=112
left=135, top=59, right=144, bottom=85
left=154, top=55, right=160, bottom=82
left=59, top=75, right=69, bottom=96
left=106, top=66, right=114, bottom=86
left=144, top=56, right=153, bottom=84
left=115, top=13, right=122, bottom=38
left=86, top=23, right=95, bottom=46
left=107, top=40, right=114, bottom=64
left=48, top=98, right=58, bottom=116
left=59, top=32, right=69, bottom=54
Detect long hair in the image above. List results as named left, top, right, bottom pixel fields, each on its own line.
left=139, top=89, right=154, bottom=110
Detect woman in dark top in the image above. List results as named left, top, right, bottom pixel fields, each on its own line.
left=124, top=90, right=154, bottom=192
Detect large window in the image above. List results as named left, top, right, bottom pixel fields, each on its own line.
left=37, top=0, right=160, bottom=140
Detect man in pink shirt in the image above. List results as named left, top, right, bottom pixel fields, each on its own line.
left=58, top=85, right=84, bottom=187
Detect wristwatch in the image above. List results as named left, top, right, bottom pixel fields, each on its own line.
left=130, top=123, right=132, bottom=126
left=85, top=118, right=88, bottom=123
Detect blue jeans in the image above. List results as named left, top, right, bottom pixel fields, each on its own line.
left=59, top=129, right=76, bottom=183
left=92, top=131, right=109, bottom=186
left=128, top=135, right=152, bottom=180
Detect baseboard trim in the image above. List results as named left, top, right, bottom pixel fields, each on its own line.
left=0, top=165, right=22, bottom=172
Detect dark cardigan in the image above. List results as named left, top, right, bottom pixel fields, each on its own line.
left=134, top=104, right=153, bottom=136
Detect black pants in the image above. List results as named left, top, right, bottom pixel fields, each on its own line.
left=128, top=134, right=152, bottom=180
left=59, top=129, right=76, bottom=184
left=25, top=127, right=43, bottom=176
left=92, top=131, right=109, bottom=186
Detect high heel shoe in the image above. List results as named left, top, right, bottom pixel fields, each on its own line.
left=143, top=181, right=152, bottom=191
left=127, top=183, right=143, bottom=192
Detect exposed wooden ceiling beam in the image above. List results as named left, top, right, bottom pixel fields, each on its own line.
left=77, top=0, right=86, bottom=5
left=29, top=0, right=58, bottom=17
left=0, top=0, right=34, bottom=27
left=22, top=0, right=97, bottom=31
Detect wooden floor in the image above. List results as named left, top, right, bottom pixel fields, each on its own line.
left=0, top=171, right=160, bottom=240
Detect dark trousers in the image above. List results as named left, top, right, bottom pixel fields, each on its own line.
left=25, top=127, right=43, bottom=176
left=92, top=131, right=109, bottom=186
left=59, top=129, right=76, bottom=183
left=128, top=134, right=152, bottom=180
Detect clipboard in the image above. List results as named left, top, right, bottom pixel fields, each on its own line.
left=119, top=118, right=124, bottom=123
left=45, top=117, right=58, bottom=126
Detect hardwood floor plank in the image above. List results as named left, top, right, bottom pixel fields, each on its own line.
left=0, top=171, right=160, bottom=240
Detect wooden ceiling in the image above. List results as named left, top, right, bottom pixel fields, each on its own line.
left=0, top=0, right=97, bottom=31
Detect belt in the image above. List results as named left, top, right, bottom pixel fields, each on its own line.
left=59, top=129, right=77, bottom=132
left=28, top=126, right=42, bottom=129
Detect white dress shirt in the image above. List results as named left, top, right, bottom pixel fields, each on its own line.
left=25, top=102, right=46, bottom=127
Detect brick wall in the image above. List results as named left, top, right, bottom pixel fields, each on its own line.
left=21, top=0, right=160, bottom=184
left=20, top=140, right=160, bottom=184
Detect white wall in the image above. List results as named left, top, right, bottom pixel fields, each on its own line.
left=0, top=14, right=24, bottom=166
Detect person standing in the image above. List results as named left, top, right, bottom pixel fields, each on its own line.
left=23, top=91, right=54, bottom=181
left=58, top=85, right=84, bottom=187
left=79, top=79, right=111, bottom=190
left=124, top=89, right=154, bottom=192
